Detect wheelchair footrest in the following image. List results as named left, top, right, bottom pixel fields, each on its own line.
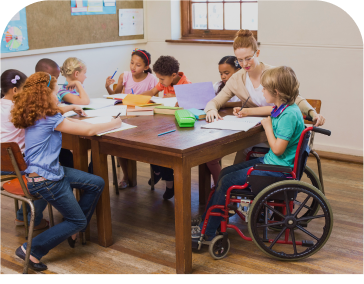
left=192, top=238, right=199, bottom=249
left=302, top=240, right=314, bottom=247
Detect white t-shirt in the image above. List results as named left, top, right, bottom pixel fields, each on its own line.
left=245, top=73, right=274, bottom=107
left=213, top=81, right=241, bottom=103
left=0, top=98, right=25, bottom=153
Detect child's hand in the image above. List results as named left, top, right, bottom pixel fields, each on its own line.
left=112, top=116, right=122, bottom=128
left=175, top=102, right=179, bottom=107
left=105, top=76, right=116, bottom=89
left=206, top=110, right=223, bottom=123
left=233, top=107, right=249, bottom=118
left=73, top=106, right=87, bottom=117
left=65, top=80, right=80, bottom=92
left=261, top=116, right=272, bottom=129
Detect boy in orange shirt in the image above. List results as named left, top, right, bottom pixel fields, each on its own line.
left=141, top=55, right=191, bottom=97
left=142, top=55, right=191, bottom=199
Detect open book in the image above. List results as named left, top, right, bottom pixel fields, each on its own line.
left=201, top=115, right=265, bottom=131
left=83, top=116, right=137, bottom=136
left=63, top=98, right=122, bottom=117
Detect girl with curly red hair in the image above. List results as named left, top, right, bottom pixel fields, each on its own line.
left=11, top=72, right=122, bottom=271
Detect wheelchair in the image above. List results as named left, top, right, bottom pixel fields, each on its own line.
left=192, top=125, right=333, bottom=261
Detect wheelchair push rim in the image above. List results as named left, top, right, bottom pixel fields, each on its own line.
left=248, top=180, right=333, bottom=261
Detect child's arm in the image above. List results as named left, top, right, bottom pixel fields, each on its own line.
left=105, top=76, right=116, bottom=95
left=222, top=101, right=242, bottom=108
left=55, top=116, right=122, bottom=136
left=261, top=116, right=289, bottom=156
left=233, top=106, right=273, bottom=117
left=62, top=81, right=90, bottom=105
left=113, top=73, right=124, bottom=94
left=140, top=87, right=160, bottom=97
left=59, top=105, right=87, bottom=116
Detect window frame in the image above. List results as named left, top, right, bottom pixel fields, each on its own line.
left=181, top=0, right=258, bottom=40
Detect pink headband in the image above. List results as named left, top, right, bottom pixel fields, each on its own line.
left=132, top=48, right=149, bottom=65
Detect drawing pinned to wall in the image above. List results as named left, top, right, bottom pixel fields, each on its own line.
left=119, top=9, right=144, bottom=37
left=1, top=8, right=29, bottom=53
left=71, top=0, right=116, bottom=16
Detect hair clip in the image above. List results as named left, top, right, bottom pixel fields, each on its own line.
left=234, top=60, right=240, bottom=68
left=11, top=75, right=20, bottom=84
left=132, top=48, right=140, bottom=53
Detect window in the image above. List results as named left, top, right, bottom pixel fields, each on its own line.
left=181, top=0, right=258, bottom=40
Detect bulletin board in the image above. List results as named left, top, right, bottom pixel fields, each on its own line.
left=25, top=0, right=144, bottom=51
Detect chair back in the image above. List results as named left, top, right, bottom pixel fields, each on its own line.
left=304, top=99, right=321, bottom=125
left=1, top=142, right=27, bottom=172
left=113, top=84, right=117, bottom=91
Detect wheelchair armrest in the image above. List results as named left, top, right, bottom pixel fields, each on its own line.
left=253, top=164, right=292, bottom=173
left=251, top=147, right=269, bottom=154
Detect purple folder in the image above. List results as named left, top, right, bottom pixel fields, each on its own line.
left=174, top=82, right=216, bottom=110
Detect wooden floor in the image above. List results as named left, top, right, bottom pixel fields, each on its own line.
left=1, top=154, right=363, bottom=274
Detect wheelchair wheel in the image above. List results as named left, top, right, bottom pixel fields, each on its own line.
left=208, top=235, right=231, bottom=260
left=269, top=166, right=323, bottom=231
left=248, top=180, right=333, bottom=261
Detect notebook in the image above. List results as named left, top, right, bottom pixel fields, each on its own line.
left=122, top=94, right=151, bottom=106
left=127, top=108, right=154, bottom=116
left=103, top=94, right=128, bottom=100
left=150, top=96, right=178, bottom=107
left=188, top=108, right=206, bottom=120
left=174, top=82, right=215, bottom=110
left=201, top=115, right=264, bottom=131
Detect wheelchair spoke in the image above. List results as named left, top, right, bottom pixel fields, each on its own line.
left=290, top=229, right=297, bottom=255
left=256, top=220, right=286, bottom=228
left=296, top=225, right=319, bottom=241
left=263, top=203, right=285, bottom=219
left=294, top=201, right=314, bottom=212
left=297, top=214, right=325, bottom=222
left=284, top=191, right=291, bottom=216
left=268, top=226, right=287, bottom=249
left=293, top=195, right=311, bottom=218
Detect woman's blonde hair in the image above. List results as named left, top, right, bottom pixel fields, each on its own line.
left=11, top=72, right=62, bottom=128
left=261, top=66, right=300, bottom=106
left=233, top=29, right=258, bottom=51
left=60, top=57, right=86, bottom=77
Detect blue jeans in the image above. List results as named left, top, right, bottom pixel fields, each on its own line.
left=23, top=167, right=104, bottom=260
left=1, top=171, right=47, bottom=226
left=200, top=157, right=287, bottom=237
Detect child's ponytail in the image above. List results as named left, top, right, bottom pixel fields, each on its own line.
left=1, top=69, right=27, bottom=98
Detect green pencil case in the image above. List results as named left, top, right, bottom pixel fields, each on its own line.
left=175, top=109, right=196, bottom=128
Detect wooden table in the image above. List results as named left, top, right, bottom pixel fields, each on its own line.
left=63, top=108, right=267, bottom=274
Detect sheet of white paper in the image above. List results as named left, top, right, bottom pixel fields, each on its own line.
left=103, top=94, right=128, bottom=99
left=150, top=96, right=178, bottom=107
left=63, top=111, right=78, bottom=117
left=84, top=105, right=127, bottom=117
left=119, top=9, right=144, bottom=36
left=201, top=116, right=264, bottom=131
left=72, top=98, right=117, bottom=110
left=83, top=116, right=137, bottom=136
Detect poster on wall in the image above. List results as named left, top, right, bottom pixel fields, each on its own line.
left=119, top=9, right=144, bottom=36
left=1, top=8, right=29, bottom=53
left=71, top=0, right=116, bottom=16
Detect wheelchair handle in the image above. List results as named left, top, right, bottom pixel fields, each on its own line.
left=312, top=126, right=331, bottom=136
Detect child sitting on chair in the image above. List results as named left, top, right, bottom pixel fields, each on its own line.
left=191, top=66, right=305, bottom=241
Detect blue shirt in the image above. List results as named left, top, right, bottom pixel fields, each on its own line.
left=263, top=104, right=305, bottom=168
left=24, top=113, right=65, bottom=181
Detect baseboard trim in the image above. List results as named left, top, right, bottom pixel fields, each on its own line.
left=313, top=150, right=363, bottom=164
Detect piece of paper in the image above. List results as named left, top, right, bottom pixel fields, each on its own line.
left=119, top=9, right=144, bottom=36
left=2, top=8, right=29, bottom=53
left=84, top=105, right=127, bottom=117
left=174, top=82, right=216, bottom=110
left=71, top=0, right=116, bottom=16
left=122, top=94, right=151, bottom=106
left=104, top=0, right=116, bottom=6
left=72, top=98, right=117, bottom=110
left=83, top=116, right=137, bottom=136
left=201, top=116, right=264, bottom=131
left=150, top=97, right=178, bottom=107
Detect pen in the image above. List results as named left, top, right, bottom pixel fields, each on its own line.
left=131, top=88, right=134, bottom=94
left=115, top=112, right=121, bottom=119
left=240, top=96, right=250, bottom=111
left=158, top=129, right=176, bottom=136
left=111, top=68, right=118, bottom=79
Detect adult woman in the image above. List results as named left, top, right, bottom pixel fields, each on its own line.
left=11, top=72, right=122, bottom=271
left=204, top=30, right=325, bottom=163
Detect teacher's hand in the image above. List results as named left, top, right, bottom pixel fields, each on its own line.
left=206, top=110, right=223, bottom=123
left=233, top=107, right=249, bottom=118
left=312, top=113, right=326, bottom=127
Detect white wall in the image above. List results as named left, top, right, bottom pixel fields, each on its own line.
left=1, top=0, right=362, bottom=156
left=144, top=0, right=363, bottom=156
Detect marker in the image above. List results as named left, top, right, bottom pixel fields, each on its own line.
left=115, top=112, right=121, bottom=119
left=111, top=68, right=118, bottom=79
left=131, top=88, right=134, bottom=94
left=158, top=129, right=176, bottom=136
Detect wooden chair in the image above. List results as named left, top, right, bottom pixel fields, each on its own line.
left=0, top=142, right=54, bottom=274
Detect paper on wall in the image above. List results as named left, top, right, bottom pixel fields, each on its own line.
left=119, top=9, right=144, bottom=36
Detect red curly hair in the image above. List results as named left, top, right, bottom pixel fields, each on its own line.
left=11, top=72, right=63, bottom=129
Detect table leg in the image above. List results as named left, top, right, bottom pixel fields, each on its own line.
left=91, top=140, right=113, bottom=247
left=127, top=160, right=137, bottom=187
left=198, top=164, right=212, bottom=205
left=174, top=159, right=192, bottom=274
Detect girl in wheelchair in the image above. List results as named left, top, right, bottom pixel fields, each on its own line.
left=192, top=66, right=305, bottom=241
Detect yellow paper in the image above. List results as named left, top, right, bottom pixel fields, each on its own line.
left=122, top=94, right=151, bottom=106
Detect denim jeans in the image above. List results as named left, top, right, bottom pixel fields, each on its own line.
left=1, top=171, right=47, bottom=226
left=200, top=157, right=287, bottom=237
left=23, top=166, right=104, bottom=260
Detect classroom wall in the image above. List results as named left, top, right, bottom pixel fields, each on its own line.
left=143, top=0, right=363, bottom=156
left=1, top=1, right=362, bottom=156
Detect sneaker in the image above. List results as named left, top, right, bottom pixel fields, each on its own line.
left=191, top=226, right=202, bottom=238
left=118, top=180, right=129, bottom=189
left=148, top=172, right=162, bottom=186
left=191, top=215, right=202, bottom=226
left=163, top=185, right=174, bottom=200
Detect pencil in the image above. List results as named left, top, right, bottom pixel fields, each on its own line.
left=115, top=112, right=121, bottom=119
left=111, top=68, right=118, bottom=79
left=158, top=129, right=176, bottom=136
left=240, top=96, right=250, bottom=111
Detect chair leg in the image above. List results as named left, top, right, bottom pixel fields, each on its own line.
left=48, top=203, right=54, bottom=227
left=23, top=200, right=36, bottom=274
left=14, top=199, right=19, bottom=218
left=150, top=165, right=155, bottom=191
left=22, top=201, right=28, bottom=240
left=111, top=156, right=119, bottom=195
